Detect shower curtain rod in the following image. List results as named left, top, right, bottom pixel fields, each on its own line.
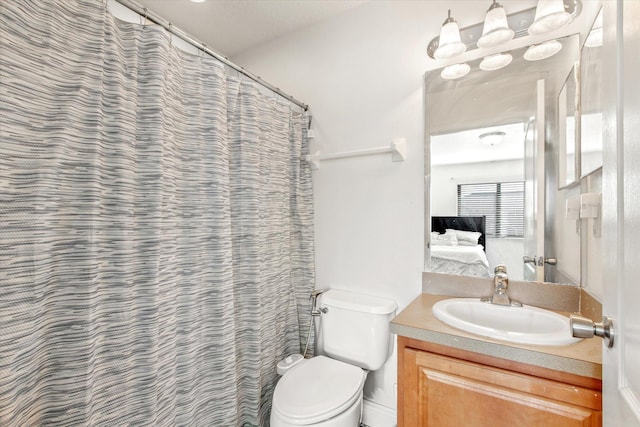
left=114, top=0, right=309, bottom=111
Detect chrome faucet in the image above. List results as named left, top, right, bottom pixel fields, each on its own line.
left=483, top=265, right=522, bottom=307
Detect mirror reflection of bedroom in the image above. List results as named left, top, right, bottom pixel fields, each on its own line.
left=426, top=33, right=584, bottom=284
left=430, top=122, right=526, bottom=280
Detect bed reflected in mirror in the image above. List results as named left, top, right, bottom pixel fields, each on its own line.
left=430, top=216, right=491, bottom=278
left=430, top=121, right=527, bottom=280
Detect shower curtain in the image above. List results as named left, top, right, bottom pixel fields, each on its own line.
left=0, top=1, right=315, bottom=425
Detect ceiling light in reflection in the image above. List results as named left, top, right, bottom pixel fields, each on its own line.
left=441, top=63, right=470, bottom=80
left=479, top=53, right=513, bottom=71
left=585, top=10, right=603, bottom=47
left=524, top=39, right=562, bottom=61
left=479, top=131, right=506, bottom=146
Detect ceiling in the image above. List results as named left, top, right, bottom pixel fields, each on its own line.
left=431, top=122, right=526, bottom=166
left=135, top=0, right=369, bottom=57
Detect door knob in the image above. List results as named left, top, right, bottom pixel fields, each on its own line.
left=570, top=314, right=614, bottom=348
left=523, top=256, right=557, bottom=266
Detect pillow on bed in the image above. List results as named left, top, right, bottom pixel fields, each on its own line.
left=445, top=229, right=481, bottom=246
left=431, top=233, right=458, bottom=246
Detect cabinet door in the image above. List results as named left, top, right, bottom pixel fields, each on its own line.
left=406, top=349, right=601, bottom=427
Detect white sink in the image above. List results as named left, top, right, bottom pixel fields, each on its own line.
left=432, top=298, right=582, bottom=346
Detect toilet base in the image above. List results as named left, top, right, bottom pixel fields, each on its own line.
left=270, top=390, right=363, bottom=427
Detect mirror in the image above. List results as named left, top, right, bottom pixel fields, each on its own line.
left=426, top=34, right=580, bottom=283
left=580, top=8, right=603, bottom=177
left=558, top=64, right=579, bottom=189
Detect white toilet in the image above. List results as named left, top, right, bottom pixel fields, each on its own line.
left=270, top=289, right=397, bottom=427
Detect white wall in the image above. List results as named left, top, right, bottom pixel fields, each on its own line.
left=549, top=165, right=602, bottom=298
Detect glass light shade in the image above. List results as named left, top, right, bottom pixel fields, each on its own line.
left=479, top=131, right=506, bottom=146
left=528, top=0, right=571, bottom=35
left=585, top=9, right=603, bottom=48
left=434, top=17, right=466, bottom=59
left=477, top=3, right=514, bottom=48
left=585, top=27, right=603, bottom=48
left=480, top=53, right=513, bottom=71
left=441, top=63, right=470, bottom=80
left=524, top=39, right=563, bottom=61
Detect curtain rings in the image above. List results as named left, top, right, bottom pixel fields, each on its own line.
left=168, top=23, right=173, bottom=45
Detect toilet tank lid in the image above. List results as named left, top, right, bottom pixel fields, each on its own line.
left=321, top=289, right=397, bottom=314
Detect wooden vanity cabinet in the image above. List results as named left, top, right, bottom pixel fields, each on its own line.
left=397, top=336, right=602, bottom=427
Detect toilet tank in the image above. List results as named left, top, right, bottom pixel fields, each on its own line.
left=318, top=289, right=397, bottom=371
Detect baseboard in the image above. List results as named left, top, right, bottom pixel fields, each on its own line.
left=362, top=399, right=397, bottom=427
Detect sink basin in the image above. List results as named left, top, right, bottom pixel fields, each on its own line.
left=432, top=298, right=581, bottom=346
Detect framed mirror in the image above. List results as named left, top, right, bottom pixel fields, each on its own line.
left=580, top=8, right=603, bottom=177
left=558, top=64, right=580, bottom=189
left=426, top=34, right=580, bottom=284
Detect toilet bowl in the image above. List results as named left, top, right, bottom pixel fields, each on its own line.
left=270, top=289, right=397, bottom=427
left=271, top=356, right=366, bottom=427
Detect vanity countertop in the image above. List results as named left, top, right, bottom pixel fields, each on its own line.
left=391, top=293, right=602, bottom=380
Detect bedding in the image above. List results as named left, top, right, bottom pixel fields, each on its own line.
left=432, top=216, right=486, bottom=250
left=444, top=228, right=481, bottom=246
left=430, top=244, right=492, bottom=278
left=431, top=233, right=458, bottom=246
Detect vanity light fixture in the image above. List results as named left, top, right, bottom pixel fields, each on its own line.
left=528, top=0, right=572, bottom=35
left=479, top=131, right=506, bottom=146
left=479, top=52, right=513, bottom=71
left=434, top=10, right=466, bottom=60
left=428, top=0, right=581, bottom=81
left=477, top=1, right=514, bottom=48
left=523, top=39, right=563, bottom=61
left=427, top=0, right=581, bottom=61
left=440, top=63, right=470, bottom=80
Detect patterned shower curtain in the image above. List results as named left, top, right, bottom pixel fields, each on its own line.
left=0, top=1, right=315, bottom=425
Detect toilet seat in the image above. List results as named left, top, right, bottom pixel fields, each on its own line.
left=272, top=356, right=366, bottom=425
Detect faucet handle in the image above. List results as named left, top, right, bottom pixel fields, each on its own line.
left=494, top=264, right=507, bottom=274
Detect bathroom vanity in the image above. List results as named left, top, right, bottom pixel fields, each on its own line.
left=391, top=293, right=602, bottom=427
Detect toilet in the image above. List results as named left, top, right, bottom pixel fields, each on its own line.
left=270, top=289, right=397, bottom=427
